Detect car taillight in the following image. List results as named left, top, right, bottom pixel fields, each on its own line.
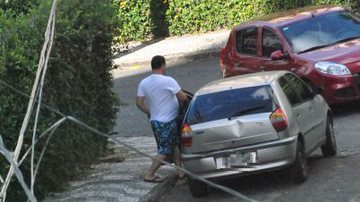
left=181, top=123, right=192, bottom=147
left=270, top=107, right=287, bottom=132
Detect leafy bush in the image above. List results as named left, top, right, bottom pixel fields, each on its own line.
left=116, top=0, right=358, bottom=43
left=0, top=0, right=118, bottom=201
left=115, top=0, right=152, bottom=43
left=166, top=0, right=263, bottom=35
left=0, top=0, right=38, bottom=15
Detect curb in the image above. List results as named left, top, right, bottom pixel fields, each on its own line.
left=139, top=174, right=178, bottom=202
left=113, top=48, right=221, bottom=69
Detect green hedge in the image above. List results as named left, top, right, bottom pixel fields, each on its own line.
left=166, top=0, right=264, bottom=35
left=116, top=0, right=359, bottom=43
left=0, top=0, right=118, bottom=201
left=0, top=0, right=38, bottom=15
left=116, top=0, right=152, bottom=43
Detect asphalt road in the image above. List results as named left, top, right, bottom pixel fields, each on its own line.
left=112, top=56, right=221, bottom=137
left=113, top=56, right=360, bottom=202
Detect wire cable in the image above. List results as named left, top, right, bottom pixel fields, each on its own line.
left=30, top=1, right=57, bottom=194
left=0, top=0, right=257, bottom=200
left=0, top=80, right=258, bottom=202
left=0, top=135, right=37, bottom=202
left=0, top=0, right=58, bottom=200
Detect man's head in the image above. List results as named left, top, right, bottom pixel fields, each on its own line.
left=151, top=55, right=166, bottom=73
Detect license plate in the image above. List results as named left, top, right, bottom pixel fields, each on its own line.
left=215, top=152, right=250, bottom=169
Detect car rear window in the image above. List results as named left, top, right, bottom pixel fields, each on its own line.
left=185, top=85, right=275, bottom=125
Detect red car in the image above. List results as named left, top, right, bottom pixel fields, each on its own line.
left=220, top=6, right=360, bottom=104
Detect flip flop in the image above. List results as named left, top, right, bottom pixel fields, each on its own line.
left=144, top=176, right=164, bottom=183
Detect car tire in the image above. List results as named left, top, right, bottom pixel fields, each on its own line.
left=188, top=178, right=209, bottom=197
left=321, top=117, right=337, bottom=157
left=291, top=140, right=308, bottom=183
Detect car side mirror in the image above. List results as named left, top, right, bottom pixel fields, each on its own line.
left=271, top=50, right=287, bottom=61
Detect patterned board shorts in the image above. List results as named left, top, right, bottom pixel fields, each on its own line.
left=150, top=119, right=179, bottom=155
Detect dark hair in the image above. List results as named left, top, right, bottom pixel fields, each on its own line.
left=151, top=55, right=165, bottom=70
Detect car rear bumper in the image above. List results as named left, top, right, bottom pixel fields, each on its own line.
left=182, top=136, right=297, bottom=179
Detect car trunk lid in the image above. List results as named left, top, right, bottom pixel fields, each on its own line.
left=183, top=113, right=279, bottom=154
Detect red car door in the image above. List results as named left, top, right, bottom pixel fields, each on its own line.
left=230, top=26, right=261, bottom=75
left=259, top=27, right=292, bottom=72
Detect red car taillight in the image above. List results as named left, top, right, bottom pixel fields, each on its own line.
left=270, top=107, right=287, bottom=132
left=181, top=123, right=192, bottom=147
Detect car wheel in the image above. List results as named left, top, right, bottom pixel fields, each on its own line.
left=291, top=140, right=308, bottom=183
left=188, top=178, right=209, bottom=197
left=321, top=117, right=337, bottom=157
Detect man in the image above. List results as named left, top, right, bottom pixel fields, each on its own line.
left=136, top=55, right=188, bottom=182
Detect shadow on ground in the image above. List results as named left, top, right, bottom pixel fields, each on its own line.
left=331, top=101, right=360, bottom=117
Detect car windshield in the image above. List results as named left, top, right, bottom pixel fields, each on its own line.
left=185, top=85, right=275, bottom=125
left=281, top=10, right=360, bottom=53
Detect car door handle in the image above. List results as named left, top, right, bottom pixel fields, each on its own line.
left=235, top=63, right=241, bottom=68
left=259, top=66, right=265, bottom=71
left=309, top=106, right=313, bottom=111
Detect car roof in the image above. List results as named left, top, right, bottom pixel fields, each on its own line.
left=196, top=71, right=287, bottom=95
left=234, top=5, right=345, bottom=29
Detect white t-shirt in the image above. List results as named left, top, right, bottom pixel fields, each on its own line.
left=137, top=74, right=181, bottom=122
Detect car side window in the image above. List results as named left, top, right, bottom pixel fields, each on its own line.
left=236, top=27, right=257, bottom=55
left=262, top=28, right=283, bottom=57
left=278, top=76, right=302, bottom=106
left=285, top=73, right=314, bottom=101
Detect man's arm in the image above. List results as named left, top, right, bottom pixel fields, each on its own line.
left=176, top=90, right=188, bottom=103
left=136, top=96, right=150, bottom=118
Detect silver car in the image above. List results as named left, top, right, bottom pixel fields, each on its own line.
left=181, top=71, right=336, bottom=197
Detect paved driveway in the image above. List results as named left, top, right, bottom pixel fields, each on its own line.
left=45, top=55, right=360, bottom=202
left=43, top=56, right=221, bottom=202
left=112, top=56, right=221, bottom=138
left=128, top=58, right=360, bottom=202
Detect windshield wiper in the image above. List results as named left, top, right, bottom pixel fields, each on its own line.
left=189, top=110, right=203, bottom=125
left=334, top=36, right=360, bottom=44
left=195, top=110, right=203, bottom=121
left=228, top=105, right=266, bottom=120
left=298, top=36, right=360, bottom=54
left=298, top=44, right=329, bottom=54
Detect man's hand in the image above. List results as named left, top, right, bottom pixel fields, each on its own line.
left=136, top=96, right=150, bottom=118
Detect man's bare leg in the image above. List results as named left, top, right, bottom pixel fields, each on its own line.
left=172, top=146, right=184, bottom=178
left=144, top=154, right=167, bottom=180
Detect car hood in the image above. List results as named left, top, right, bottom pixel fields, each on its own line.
left=300, top=39, right=360, bottom=73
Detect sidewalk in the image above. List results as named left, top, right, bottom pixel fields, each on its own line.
left=43, top=137, right=176, bottom=202
left=112, top=30, right=230, bottom=78
left=44, top=30, right=230, bottom=202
